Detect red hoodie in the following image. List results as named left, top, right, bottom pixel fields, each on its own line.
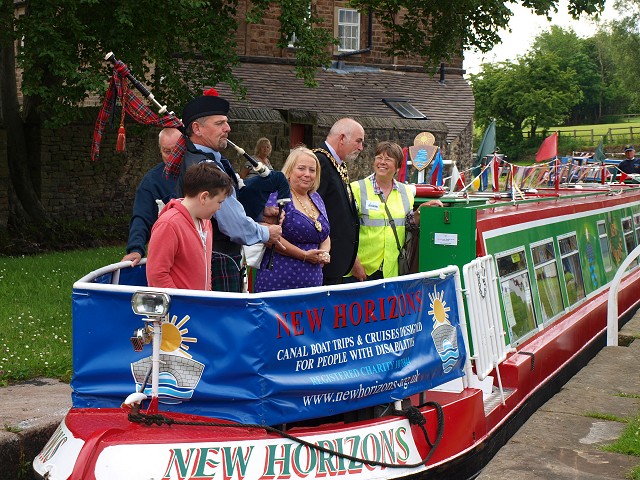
left=146, top=199, right=213, bottom=290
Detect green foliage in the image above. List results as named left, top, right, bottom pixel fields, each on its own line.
left=471, top=40, right=582, bottom=149
left=0, top=246, right=124, bottom=383
left=471, top=11, right=640, bottom=159
left=4, top=0, right=607, bottom=128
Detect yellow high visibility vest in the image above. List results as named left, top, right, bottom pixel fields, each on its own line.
left=351, top=177, right=413, bottom=278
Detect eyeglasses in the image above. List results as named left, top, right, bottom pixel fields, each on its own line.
left=374, top=155, right=395, bottom=164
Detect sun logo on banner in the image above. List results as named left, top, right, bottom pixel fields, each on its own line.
left=161, top=314, right=197, bottom=358
left=428, top=287, right=450, bottom=326
left=131, top=313, right=204, bottom=404
left=428, top=285, right=460, bottom=373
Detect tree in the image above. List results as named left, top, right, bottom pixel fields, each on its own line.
left=530, top=26, right=603, bottom=124
left=0, top=0, right=606, bottom=231
left=471, top=51, right=581, bottom=154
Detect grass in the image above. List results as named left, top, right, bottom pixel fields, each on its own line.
left=0, top=245, right=124, bottom=384
left=553, top=122, right=640, bottom=138
left=601, top=417, right=640, bottom=479
left=585, top=401, right=640, bottom=478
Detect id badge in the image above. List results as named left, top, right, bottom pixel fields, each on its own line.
left=366, top=200, right=380, bottom=211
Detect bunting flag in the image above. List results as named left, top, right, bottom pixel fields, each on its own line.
left=535, top=132, right=558, bottom=162
left=398, top=147, right=410, bottom=183
left=429, top=149, right=444, bottom=186
left=529, top=165, right=549, bottom=188
left=480, top=161, right=489, bottom=191
left=449, top=163, right=465, bottom=192
left=479, top=156, right=500, bottom=192
left=91, top=60, right=183, bottom=162
left=593, top=139, right=606, bottom=164
left=473, top=120, right=496, bottom=167
left=512, top=164, right=526, bottom=188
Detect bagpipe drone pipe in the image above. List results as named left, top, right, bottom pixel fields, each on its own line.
left=99, top=52, right=289, bottom=222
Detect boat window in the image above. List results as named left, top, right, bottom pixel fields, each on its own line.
left=531, top=240, right=564, bottom=321
left=597, top=221, right=613, bottom=272
left=558, top=234, right=586, bottom=305
left=634, top=214, right=640, bottom=246
left=622, top=217, right=636, bottom=254
left=495, top=249, right=537, bottom=343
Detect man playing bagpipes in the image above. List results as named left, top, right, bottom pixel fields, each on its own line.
left=92, top=54, right=288, bottom=293
left=175, top=90, right=285, bottom=292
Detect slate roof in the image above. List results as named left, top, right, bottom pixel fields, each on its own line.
left=214, top=62, right=474, bottom=143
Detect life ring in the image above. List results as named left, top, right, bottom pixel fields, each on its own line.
left=414, top=184, right=446, bottom=198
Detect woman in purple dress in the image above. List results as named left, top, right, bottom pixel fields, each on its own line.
left=255, top=147, right=331, bottom=292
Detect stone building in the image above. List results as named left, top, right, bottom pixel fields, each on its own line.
left=219, top=0, right=475, bottom=179
left=0, top=0, right=474, bottom=230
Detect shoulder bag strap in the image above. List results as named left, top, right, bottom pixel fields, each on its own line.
left=378, top=193, right=402, bottom=252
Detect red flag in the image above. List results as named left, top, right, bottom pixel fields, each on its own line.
left=619, top=172, right=629, bottom=182
left=535, top=132, right=558, bottom=162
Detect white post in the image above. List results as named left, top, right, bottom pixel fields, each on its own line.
left=607, top=244, right=640, bottom=346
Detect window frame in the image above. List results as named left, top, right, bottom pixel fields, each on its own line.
left=335, top=7, right=361, bottom=52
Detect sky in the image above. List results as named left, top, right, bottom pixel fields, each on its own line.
left=463, top=0, right=618, bottom=76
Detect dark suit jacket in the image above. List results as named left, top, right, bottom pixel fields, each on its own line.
left=314, top=143, right=360, bottom=280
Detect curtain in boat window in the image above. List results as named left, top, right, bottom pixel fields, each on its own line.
left=496, top=249, right=537, bottom=343
left=531, top=241, right=564, bottom=322
left=559, top=234, right=586, bottom=305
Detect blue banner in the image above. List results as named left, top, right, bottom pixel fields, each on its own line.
left=72, top=271, right=466, bottom=426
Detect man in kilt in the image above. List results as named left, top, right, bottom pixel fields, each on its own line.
left=177, top=90, right=282, bottom=292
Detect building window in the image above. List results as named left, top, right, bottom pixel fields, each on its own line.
left=337, top=8, right=360, bottom=51
left=382, top=99, right=428, bottom=120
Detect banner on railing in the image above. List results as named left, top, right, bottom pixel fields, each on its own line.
left=71, top=271, right=466, bottom=425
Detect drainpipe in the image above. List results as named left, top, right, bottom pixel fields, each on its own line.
left=335, top=9, right=373, bottom=69
left=439, top=62, right=446, bottom=84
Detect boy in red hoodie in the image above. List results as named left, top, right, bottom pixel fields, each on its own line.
left=147, top=163, right=233, bottom=290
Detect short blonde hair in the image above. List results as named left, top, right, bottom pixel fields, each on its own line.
left=254, top=137, right=272, bottom=156
left=282, top=146, right=321, bottom=193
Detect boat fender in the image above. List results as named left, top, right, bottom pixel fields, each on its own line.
left=414, top=184, right=446, bottom=198
left=122, top=392, right=147, bottom=409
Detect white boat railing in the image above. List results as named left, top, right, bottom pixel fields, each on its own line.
left=607, top=244, right=640, bottom=346
left=462, top=255, right=514, bottom=403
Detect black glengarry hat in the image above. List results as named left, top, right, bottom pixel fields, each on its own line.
left=182, top=88, right=230, bottom=128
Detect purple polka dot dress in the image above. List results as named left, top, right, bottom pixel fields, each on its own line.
left=255, top=191, right=330, bottom=292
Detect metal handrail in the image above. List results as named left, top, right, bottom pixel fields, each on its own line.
left=607, top=243, right=640, bottom=346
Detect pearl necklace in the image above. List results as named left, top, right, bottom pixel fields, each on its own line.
left=293, top=190, right=322, bottom=232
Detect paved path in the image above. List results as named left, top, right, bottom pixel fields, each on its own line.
left=478, top=312, right=640, bottom=479
left=2, top=315, right=639, bottom=479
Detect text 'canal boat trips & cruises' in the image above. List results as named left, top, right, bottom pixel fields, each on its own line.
left=34, top=160, right=640, bottom=480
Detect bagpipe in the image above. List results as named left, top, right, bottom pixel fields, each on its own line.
left=93, top=52, right=289, bottom=222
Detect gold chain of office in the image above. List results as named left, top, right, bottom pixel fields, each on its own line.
left=312, top=148, right=353, bottom=201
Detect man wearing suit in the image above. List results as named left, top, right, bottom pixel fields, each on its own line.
left=313, top=118, right=365, bottom=285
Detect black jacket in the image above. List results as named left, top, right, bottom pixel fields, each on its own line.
left=314, top=144, right=360, bottom=280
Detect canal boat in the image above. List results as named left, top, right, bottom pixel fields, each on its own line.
left=34, top=162, right=640, bottom=480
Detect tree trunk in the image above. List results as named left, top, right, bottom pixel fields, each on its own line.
left=0, top=27, right=51, bottom=231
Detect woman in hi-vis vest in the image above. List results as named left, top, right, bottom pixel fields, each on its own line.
left=348, top=141, right=443, bottom=281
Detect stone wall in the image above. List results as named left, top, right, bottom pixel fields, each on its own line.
left=0, top=108, right=473, bottom=231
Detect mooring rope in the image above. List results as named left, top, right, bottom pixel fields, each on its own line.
left=128, top=402, right=444, bottom=469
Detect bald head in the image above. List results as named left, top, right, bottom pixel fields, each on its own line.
left=326, top=118, right=365, bottom=162
left=158, top=128, right=182, bottom=165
